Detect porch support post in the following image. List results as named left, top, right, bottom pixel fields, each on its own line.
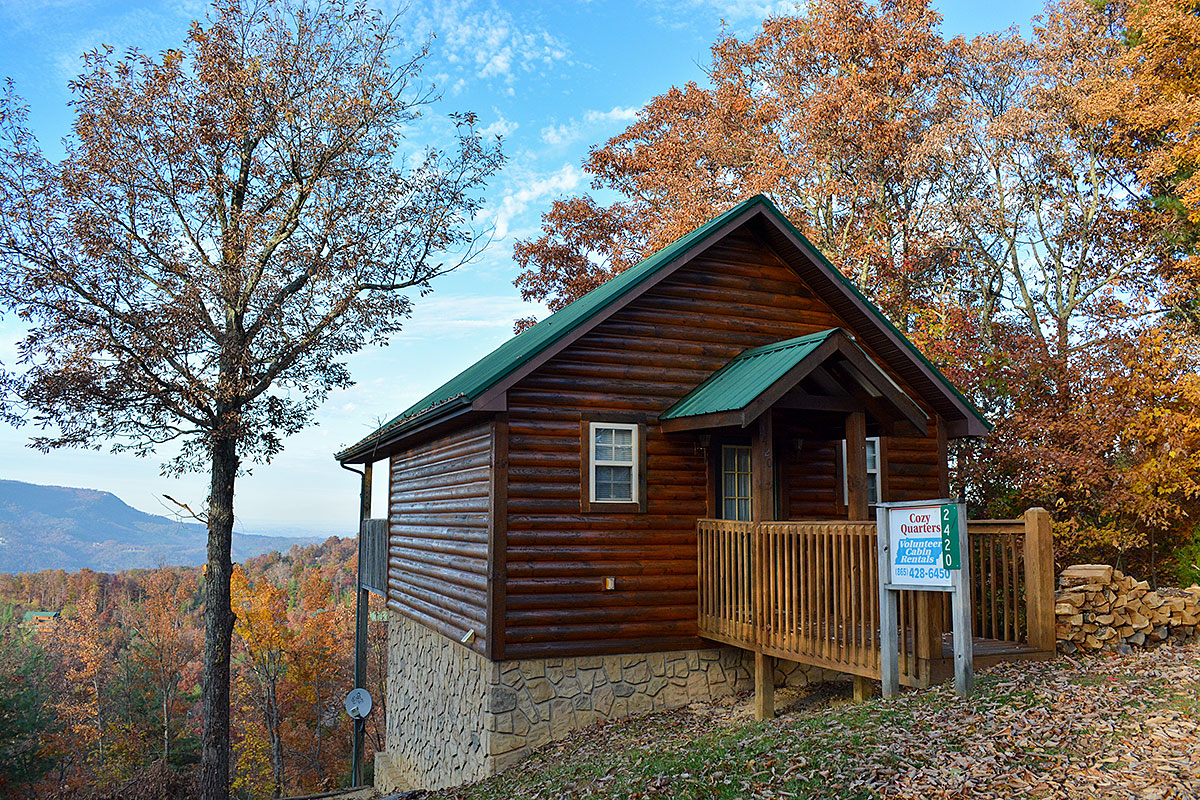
left=754, top=650, right=775, bottom=720
left=752, top=408, right=776, bottom=524
left=751, top=410, right=775, bottom=719
left=845, top=410, right=869, bottom=521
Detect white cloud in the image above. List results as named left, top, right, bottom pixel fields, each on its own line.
left=585, top=105, right=640, bottom=124
left=489, top=163, right=582, bottom=240
left=480, top=115, right=519, bottom=138
left=539, top=122, right=580, bottom=147
left=408, top=0, right=570, bottom=84
left=641, top=0, right=800, bottom=31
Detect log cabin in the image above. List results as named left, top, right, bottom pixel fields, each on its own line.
left=335, top=194, right=1056, bottom=792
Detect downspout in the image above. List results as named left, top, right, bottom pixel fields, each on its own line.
left=341, top=460, right=372, bottom=787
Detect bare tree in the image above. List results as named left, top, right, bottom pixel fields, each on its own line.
left=0, top=1, right=503, bottom=797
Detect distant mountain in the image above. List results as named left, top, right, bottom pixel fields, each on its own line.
left=0, top=479, right=320, bottom=573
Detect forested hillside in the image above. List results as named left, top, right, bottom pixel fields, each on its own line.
left=0, top=480, right=319, bottom=573
left=0, top=536, right=386, bottom=799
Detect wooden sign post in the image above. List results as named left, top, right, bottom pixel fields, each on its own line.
left=875, top=498, right=973, bottom=699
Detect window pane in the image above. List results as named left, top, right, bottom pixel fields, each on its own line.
left=737, top=498, right=751, bottom=521
left=866, top=439, right=878, bottom=470
left=737, top=448, right=750, bottom=472
left=595, top=465, right=633, bottom=502
left=723, top=498, right=736, bottom=519
left=868, top=473, right=878, bottom=505
left=737, top=472, right=750, bottom=497
left=595, top=427, right=613, bottom=461
left=724, top=472, right=736, bottom=497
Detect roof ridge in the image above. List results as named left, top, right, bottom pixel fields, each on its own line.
left=735, top=328, right=842, bottom=359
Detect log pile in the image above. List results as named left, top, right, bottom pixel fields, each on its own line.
left=1054, top=564, right=1200, bottom=654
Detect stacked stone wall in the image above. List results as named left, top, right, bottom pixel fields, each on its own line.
left=375, top=610, right=830, bottom=791
left=375, top=613, right=491, bottom=792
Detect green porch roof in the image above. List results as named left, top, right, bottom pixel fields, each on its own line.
left=662, top=330, right=838, bottom=419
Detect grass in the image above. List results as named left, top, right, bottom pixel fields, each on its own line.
left=429, top=641, right=1200, bottom=800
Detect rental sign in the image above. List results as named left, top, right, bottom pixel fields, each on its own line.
left=876, top=498, right=973, bottom=699
left=888, top=503, right=962, bottom=587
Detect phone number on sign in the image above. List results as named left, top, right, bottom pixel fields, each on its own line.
left=894, top=565, right=950, bottom=581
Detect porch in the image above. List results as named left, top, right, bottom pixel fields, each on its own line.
left=696, top=509, right=1057, bottom=716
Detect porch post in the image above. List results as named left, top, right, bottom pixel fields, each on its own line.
left=751, top=410, right=775, bottom=719
left=845, top=410, right=869, bottom=521
left=845, top=411, right=875, bottom=699
left=752, top=409, right=776, bottom=524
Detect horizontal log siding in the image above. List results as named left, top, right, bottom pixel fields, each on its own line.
left=781, top=439, right=842, bottom=520
left=884, top=425, right=943, bottom=503
left=388, top=422, right=492, bottom=655
left=503, top=229, right=942, bottom=658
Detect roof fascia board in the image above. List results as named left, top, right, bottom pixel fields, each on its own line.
left=834, top=342, right=929, bottom=430
left=736, top=334, right=844, bottom=426
left=336, top=402, right=480, bottom=463
left=660, top=409, right=745, bottom=433
left=748, top=212, right=990, bottom=436
left=469, top=205, right=764, bottom=412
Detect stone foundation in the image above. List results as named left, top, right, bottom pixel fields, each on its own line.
left=375, top=611, right=828, bottom=792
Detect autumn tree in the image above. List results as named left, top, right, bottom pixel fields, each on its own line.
left=1082, top=0, right=1200, bottom=322
left=0, top=1, right=502, bottom=797
left=125, top=568, right=201, bottom=765
left=0, top=606, right=57, bottom=798
left=283, top=572, right=352, bottom=792
left=51, top=584, right=113, bottom=787
left=231, top=567, right=291, bottom=798
left=514, top=0, right=961, bottom=329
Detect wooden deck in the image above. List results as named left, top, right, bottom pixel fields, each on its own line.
left=697, top=509, right=1056, bottom=710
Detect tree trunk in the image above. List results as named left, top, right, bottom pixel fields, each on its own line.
left=200, top=432, right=238, bottom=800
left=269, top=683, right=284, bottom=798
left=163, top=689, right=170, bottom=763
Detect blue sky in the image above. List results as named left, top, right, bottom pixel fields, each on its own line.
left=0, top=0, right=1047, bottom=536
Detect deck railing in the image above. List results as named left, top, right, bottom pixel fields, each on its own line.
left=696, top=508, right=1054, bottom=685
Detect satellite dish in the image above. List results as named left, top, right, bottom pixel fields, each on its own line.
left=345, top=687, right=372, bottom=720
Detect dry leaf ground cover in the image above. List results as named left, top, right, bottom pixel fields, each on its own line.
left=431, top=640, right=1200, bottom=800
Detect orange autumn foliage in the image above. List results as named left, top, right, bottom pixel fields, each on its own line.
left=514, top=0, right=1197, bottom=579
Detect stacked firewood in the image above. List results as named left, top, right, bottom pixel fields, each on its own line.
left=1054, top=564, right=1200, bottom=654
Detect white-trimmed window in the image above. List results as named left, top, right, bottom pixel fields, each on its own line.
left=590, top=422, right=638, bottom=503
left=842, top=437, right=881, bottom=506
left=721, top=445, right=752, bottom=521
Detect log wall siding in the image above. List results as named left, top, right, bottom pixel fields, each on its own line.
left=883, top=427, right=943, bottom=503
left=501, top=229, right=944, bottom=659
left=780, top=438, right=842, bottom=520
left=387, top=422, right=492, bottom=655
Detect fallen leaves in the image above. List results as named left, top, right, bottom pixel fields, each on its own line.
left=437, top=639, right=1200, bottom=800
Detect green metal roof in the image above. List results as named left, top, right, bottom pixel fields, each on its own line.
left=337, top=193, right=990, bottom=461
left=662, top=330, right=838, bottom=419
left=336, top=195, right=765, bottom=459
